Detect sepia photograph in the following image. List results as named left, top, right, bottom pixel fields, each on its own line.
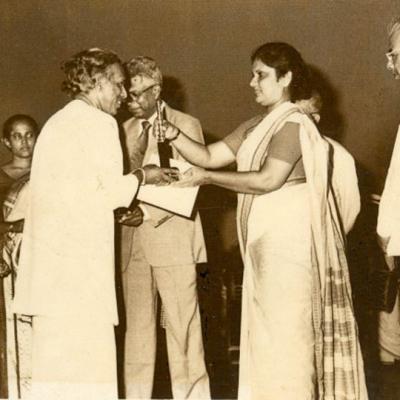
left=0, top=0, right=399, bottom=399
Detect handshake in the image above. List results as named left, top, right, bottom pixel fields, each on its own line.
left=133, top=164, right=180, bottom=186
left=115, top=164, right=180, bottom=228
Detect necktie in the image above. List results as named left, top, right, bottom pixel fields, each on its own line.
left=139, top=120, right=151, bottom=155
left=129, top=120, right=151, bottom=169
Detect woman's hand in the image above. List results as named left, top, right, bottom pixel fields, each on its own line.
left=153, top=119, right=181, bottom=141
left=172, top=167, right=209, bottom=187
left=143, top=164, right=180, bottom=185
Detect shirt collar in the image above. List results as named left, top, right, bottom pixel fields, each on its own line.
left=138, top=101, right=165, bottom=135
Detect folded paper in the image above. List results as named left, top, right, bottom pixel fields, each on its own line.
left=137, top=157, right=199, bottom=218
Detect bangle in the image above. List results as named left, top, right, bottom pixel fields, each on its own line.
left=133, top=168, right=146, bottom=185
left=170, top=128, right=181, bottom=142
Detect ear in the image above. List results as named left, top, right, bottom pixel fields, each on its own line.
left=153, top=84, right=162, bottom=101
left=92, top=73, right=107, bottom=92
left=94, top=76, right=104, bottom=90
left=2, top=138, right=11, bottom=150
left=279, top=71, right=293, bottom=88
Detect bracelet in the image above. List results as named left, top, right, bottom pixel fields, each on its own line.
left=169, top=128, right=181, bottom=142
left=133, top=168, right=146, bottom=185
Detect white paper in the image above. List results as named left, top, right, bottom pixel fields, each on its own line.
left=137, top=157, right=199, bottom=217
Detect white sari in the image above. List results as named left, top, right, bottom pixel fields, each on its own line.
left=235, top=102, right=368, bottom=400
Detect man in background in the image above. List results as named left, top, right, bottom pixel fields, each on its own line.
left=119, top=56, right=210, bottom=399
left=376, top=17, right=400, bottom=397
left=296, top=92, right=360, bottom=235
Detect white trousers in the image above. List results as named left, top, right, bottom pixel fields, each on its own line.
left=29, top=316, right=118, bottom=400
left=123, top=246, right=210, bottom=399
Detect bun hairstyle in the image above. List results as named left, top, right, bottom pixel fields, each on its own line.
left=251, top=42, right=312, bottom=102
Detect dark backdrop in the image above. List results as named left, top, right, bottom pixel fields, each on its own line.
left=1, top=0, right=400, bottom=194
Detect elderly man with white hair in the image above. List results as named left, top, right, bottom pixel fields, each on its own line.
left=12, top=48, right=173, bottom=400
left=120, top=56, right=210, bottom=400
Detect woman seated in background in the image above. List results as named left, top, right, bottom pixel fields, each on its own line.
left=0, top=114, right=38, bottom=398
left=159, top=42, right=368, bottom=400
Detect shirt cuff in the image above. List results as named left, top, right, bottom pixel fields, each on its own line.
left=117, top=174, right=140, bottom=209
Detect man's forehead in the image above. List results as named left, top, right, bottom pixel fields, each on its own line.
left=106, top=63, right=125, bottom=81
left=390, top=28, right=400, bottom=51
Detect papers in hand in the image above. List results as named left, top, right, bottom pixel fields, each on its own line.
left=137, top=158, right=199, bottom=218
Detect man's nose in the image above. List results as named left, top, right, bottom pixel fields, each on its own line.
left=249, top=76, right=257, bottom=88
left=120, top=86, right=127, bottom=99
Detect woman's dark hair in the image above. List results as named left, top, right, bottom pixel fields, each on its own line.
left=61, top=48, right=121, bottom=97
left=3, top=114, right=39, bottom=140
left=251, top=42, right=312, bottom=101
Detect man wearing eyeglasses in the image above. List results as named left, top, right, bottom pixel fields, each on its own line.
left=119, top=56, right=210, bottom=399
left=386, top=18, right=400, bottom=79
left=377, top=17, right=400, bottom=388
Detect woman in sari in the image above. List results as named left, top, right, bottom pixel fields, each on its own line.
left=159, top=42, right=368, bottom=400
left=0, top=114, right=38, bottom=398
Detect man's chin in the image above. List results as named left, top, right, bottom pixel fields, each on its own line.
left=127, top=106, right=143, bottom=117
left=390, top=68, right=400, bottom=79
left=129, top=111, right=144, bottom=118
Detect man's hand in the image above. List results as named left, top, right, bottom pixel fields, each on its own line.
left=143, top=164, right=180, bottom=185
left=9, top=220, right=24, bottom=233
left=117, top=206, right=144, bottom=227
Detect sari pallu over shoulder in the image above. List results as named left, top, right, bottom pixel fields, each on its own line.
left=237, top=102, right=368, bottom=400
left=299, top=114, right=368, bottom=400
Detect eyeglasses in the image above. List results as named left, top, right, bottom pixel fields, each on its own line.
left=128, top=84, right=158, bottom=101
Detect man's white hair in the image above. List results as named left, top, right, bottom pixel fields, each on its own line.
left=388, top=17, right=400, bottom=37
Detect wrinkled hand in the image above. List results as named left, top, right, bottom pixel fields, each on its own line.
left=171, top=167, right=209, bottom=187
left=143, top=164, right=180, bottom=185
left=117, top=206, right=144, bottom=227
left=152, top=119, right=180, bottom=141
